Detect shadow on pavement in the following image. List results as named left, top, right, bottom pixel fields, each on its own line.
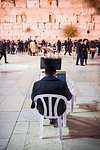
left=62, top=104, right=100, bottom=140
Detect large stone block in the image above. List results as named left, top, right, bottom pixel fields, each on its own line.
left=15, top=0, right=27, bottom=8
left=0, top=24, right=4, bottom=29
left=12, top=23, right=23, bottom=30
left=0, top=0, right=14, bottom=8
left=27, top=0, right=39, bottom=8
left=3, top=23, right=13, bottom=30
left=0, top=0, right=100, bottom=41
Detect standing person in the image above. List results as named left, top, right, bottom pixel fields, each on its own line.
left=10, top=40, right=15, bottom=54
left=30, top=40, right=36, bottom=56
left=24, top=40, right=28, bottom=52
left=20, top=40, right=24, bottom=52
left=41, top=39, right=45, bottom=46
left=98, top=38, right=100, bottom=56
left=76, top=39, right=84, bottom=66
left=69, top=39, right=73, bottom=56
left=52, top=43, right=56, bottom=55
left=6, top=40, right=10, bottom=54
left=0, top=40, right=8, bottom=63
left=64, top=38, right=71, bottom=56
left=89, top=40, right=96, bottom=59
left=82, top=39, right=89, bottom=65
left=73, top=40, right=78, bottom=49
left=64, top=40, right=67, bottom=55
left=17, top=40, right=21, bottom=52
left=57, top=40, right=61, bottom=53
left=31, top=57, right=72, bottom=124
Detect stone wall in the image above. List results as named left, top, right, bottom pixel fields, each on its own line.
left=0, top=0, right=100, bottom=42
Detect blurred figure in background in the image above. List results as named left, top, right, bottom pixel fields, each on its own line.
left=82, top=39, right=89, bottom=65
left=6, top=40, right=10, bottom=54
left=89, top=40, right=96, bottom=59
left=0, top=39, right=8, bottom=63
left=76, top=39, right=84, bottom=66
left=57, top=40, right=61, bottom=53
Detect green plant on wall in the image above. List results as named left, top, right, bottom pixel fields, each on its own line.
left=63, top=25, right=78, bottom=38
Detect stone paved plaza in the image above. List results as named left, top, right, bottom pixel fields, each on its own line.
left=0, top=52, right=100, bottom=150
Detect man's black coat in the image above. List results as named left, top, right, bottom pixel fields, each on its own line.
left=31, top=75, right=72, bottom=116
left=77, top=42, right=83, bottom=58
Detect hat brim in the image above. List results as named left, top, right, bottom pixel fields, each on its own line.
left=40, top=57, right=62, bottom=70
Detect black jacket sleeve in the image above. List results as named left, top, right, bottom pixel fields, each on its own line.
left=64, top=82, right=72, bottom=101
left=31, top=83, right=37, bottom=109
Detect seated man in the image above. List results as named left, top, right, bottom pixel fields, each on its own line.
left=31, top=57, right=72, bottom=124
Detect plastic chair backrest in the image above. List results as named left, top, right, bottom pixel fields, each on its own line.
left=34, top=94, right=68, bottom=118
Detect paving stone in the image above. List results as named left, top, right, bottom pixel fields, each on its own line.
left=0, top=53, right=100, bottom=150
left=0, top=139, right=9, bottom=150
left=23, top=99, right=31, bottom=109
left=13, top=122, right=29, bottom=134
left=18, top=108, right=39, bottom=122
left=0, top=112, right=19, bottom=123
left=6, top=134, right=26, bottom=150
left=0, top=96, right=26, bottom=111
left=0, top=87, right=29, bottom=96
left=62, top=138, right=100, bottom=150
left=0, top=96, right=6, bottom=104
left=24, top=135, right=62, bottom=150
left=0, top=122, right=15, bottom=138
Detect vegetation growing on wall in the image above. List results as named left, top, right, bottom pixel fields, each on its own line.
left=48, top=0, right=58, bottom=7
left=25, top=27, right=31, bottom=32
left=1, top=0, right=15, bottom=3
left=63, top=25, right=78, bottom=38
left=83, top=0, right=100, bottom=14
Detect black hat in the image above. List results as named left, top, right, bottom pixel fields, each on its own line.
left=40, top=57, right=62, bottom=71
left=83, top=39, right=88, bottom=42
left=78, top=39, right=82, bottom=42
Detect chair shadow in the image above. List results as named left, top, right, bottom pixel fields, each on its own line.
left=77, top=102, right=100, bottom=112
left=62, top=103, right=100, bottom=140
left=42, top=103, right=100, bottom=140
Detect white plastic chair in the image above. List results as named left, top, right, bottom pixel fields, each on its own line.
left=66, top=80, right=77, bottom=114
left=39, top=73, right=77, bottom=113
left=34, top=94, right=68, bottom=140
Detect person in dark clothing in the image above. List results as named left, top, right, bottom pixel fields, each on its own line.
left=89, top=40, right=96, bottom=59
left=10, top=40, right=15, bottom=54
left=57, top=40, right=61, bottom=53
left=0, top=40, right=8, bottom=63
left=73, top=40, right=78, bottom=49
left=64, top=40, right=67, bottom=55
left=98, top=38, right=100, bottom=56
left=76, top=39, right=84, bottom=66
left=64, top=38, right=72, bottom=56
left=31, top=57, right=72, bottom=124
left=82, top=39, right=89, bottom=65
left=41, top=39, right=45, bottom=46
left=20, top=40, right=24, bottom=52
left=6, top=40, right=10, bottom=54
left=24, top=40, right=28, bottom=52
left=69, top=39, right=73, bottom=55
left=17, top=40, right=21, bottom=52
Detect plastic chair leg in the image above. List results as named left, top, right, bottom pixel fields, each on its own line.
left=71, top=95, right=74, bottom=114
left=40, top=115, right=44, bottom=139
left=58, top=116, right=62, bottom=140
left=63, top=111, right=67, bottom=127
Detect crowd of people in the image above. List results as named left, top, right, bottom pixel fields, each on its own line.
left=74, top=38, right=100, bottom=66
left=0, top=38, right=100, bottom=64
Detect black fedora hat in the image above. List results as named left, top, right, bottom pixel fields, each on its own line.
left=40, top=57, right=62, bottom=71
